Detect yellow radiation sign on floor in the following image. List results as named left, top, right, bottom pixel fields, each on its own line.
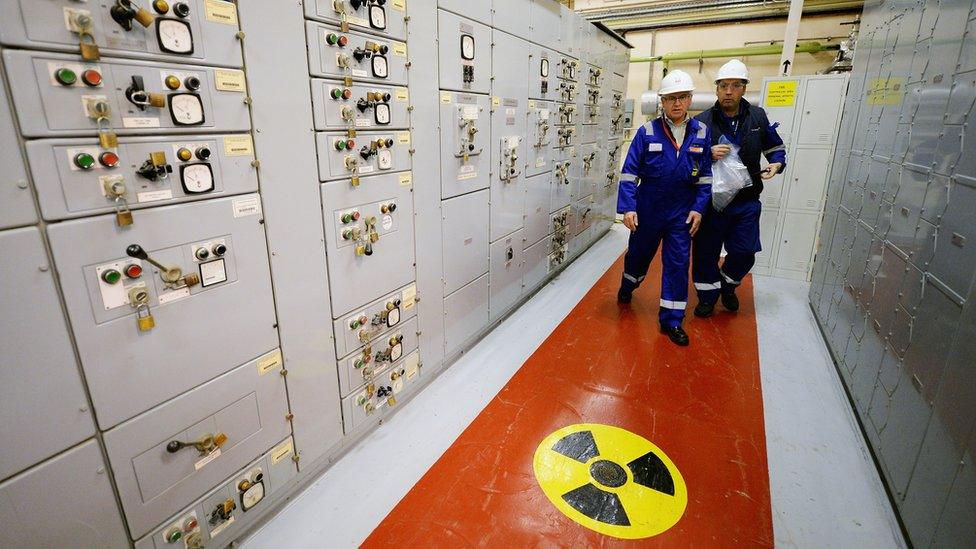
left=533, top=423, right=687, bottom=539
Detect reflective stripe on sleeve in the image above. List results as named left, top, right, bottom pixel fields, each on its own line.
left=694, top=282, right=722, bottom=290
left=763, top=144, right=786, bottom=155
left=620, top=173, right=638, bottom=182
left=660, top=299, right=688, bottom=309
left=696, top=176, right=713, bottom=185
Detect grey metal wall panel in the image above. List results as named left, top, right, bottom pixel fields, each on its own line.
left=0, top=70, right=35, bottom=229
left=529, top=0, right=560, bottom=51
left=27, top=133, right=258, bottom=221
left=523, top=171, right=551, bottom=249
left=238, top=0, right=343, bottom=470
left=47, top=195, right=279, bottom=428
left=3, top=50, right=250, bottom=137
left=489, top=229, right=524, bottom=321
left=492, top=0, right=530, bottom=38
left=315, top=130, right=412, bottom=181
left=310, top=78, right=410, bottom=131
left=0, top=227, right=94, bottom=481
left=444, top=273, right=489, bottom=355
left=437, top=10, right=491, bottom=95
left=0, top=440, right=128, bottom=548
left=103, top=353, right=290, bottom=537
left=304, top=0, right=408, bottom=41
left=523, top=234, right=551, bottom=293
left=0, top=0, right=244, bottom=68
left=438, top=0, right=491, bottom=26
left=306, top=21, right=409, bottom=85
left=558, top=5, right=580, bottom=58
left=320, top=171, right=416, bottom=316
left=442, top=189, right=489, bottom=294
left=440, top=92, right=491, bottom=199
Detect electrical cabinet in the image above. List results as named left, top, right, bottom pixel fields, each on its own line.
left=439, top=91, right=491, bottom=199
left=0, top=228, right=94, bottom=481
left=492, top=0, right=530, bottom=38
left=551, top=158, right=574, bottom=212
left=0, top=441, right=128, bottom=548
left=442, top=189, right=489, bottom=294
left=445, top=273, right=489, bottom=355
left=27, top=133, right=256, bottom=221
left=306, top=21, right=409, bottom=85
left=103, top=352, right=290, bottom=537
left=48, top=195, right=279, bottom=428
left=523, top=171, right=552, bottom=249
left=316, top=130, right=411, bottom=180
left=529, top=0, right=560, bottom=50
left=304, top=0, right=408, bottom=41
left=489, top=229, right=525, bottom=320
left=528, top=44, right=557, bottom=101
left=321, top=171, right=416, bottom=316
left=526, top=100, right=555, bottom=177
left=342, top=349, right=422, bottom=432
left=311, top=79, right=410, bottom=130
left=333, top=282, right=418, bottom=359
left=338, top=316, right=419, bottom=397
left=438, top=10, right=491, bottom=95
left=4, top=50, right=249, bottom=137
left=523, top=235, right=552, bottom=293
left=0, top=0, right=244, bottom=68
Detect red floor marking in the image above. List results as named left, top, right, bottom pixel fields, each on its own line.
left=364, top=253, right=773, bottom=547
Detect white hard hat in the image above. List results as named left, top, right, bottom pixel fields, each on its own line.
left=715, top=59, right=749, bottom=83
left=658, top=69, right=695, bottom=95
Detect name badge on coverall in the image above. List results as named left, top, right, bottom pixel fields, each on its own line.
left=648, top=143, right=662, bottom=152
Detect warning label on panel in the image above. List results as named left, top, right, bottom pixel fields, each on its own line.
left=764, top=80, right=798, bottom=107
left=204, top=0, right=238, bottom=25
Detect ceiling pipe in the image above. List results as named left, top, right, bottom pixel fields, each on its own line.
left=630, top=41, right=841, bottom=65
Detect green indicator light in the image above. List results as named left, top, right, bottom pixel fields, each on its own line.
left=74, top=153, right=96, bottom=170
left=54, top=68, right=77, bottom=86
left=101, top=269, right=122, bottom=285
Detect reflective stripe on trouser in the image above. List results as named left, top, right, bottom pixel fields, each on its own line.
left=692, top=199, right=762, bottom=304
left=621, top=215, right=691, bottom=328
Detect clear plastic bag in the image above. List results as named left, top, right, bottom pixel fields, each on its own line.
left=710, top=135, right=752, bottom=211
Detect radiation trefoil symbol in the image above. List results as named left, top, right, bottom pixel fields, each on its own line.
left=533, top=423, right=687, bottom=539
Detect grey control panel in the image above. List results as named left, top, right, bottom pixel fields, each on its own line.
left=315, top=130, right=411, bottom=181
left=310, top=78, right=410, bottom=130
left=304, top=0, right=408, bottom=41
left=306, top=21, right=408, bottom=84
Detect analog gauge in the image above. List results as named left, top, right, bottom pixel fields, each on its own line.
left=157, top=19, right=194, bottom=54
left=372, top=55, right=389, bottom=79
left=169, top=93, right=205, bottom=126
left=460, top=34, right=475, bottom=60
left=240, top=482, right=265, bottom=512
left=541, top=58, right=549, bottom=77
left=180, top=163, right=214, bottom=193
left=375, top=103, right=391, bottom=125
left=369, top=5, right=387, bottom=29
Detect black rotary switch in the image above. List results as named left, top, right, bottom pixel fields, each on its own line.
left=357, top=97, right=371, bottom=112
left=353, top=47, right=371, bottom=61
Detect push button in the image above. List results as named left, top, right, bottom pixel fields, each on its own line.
left=165, top=75, right=181, bottom=90
left=177, top=147, right=193, bottom=161
left=99, top=151, right=120, bottom=168
left=74, top=152, right=96, bottom=170
left=55, top=68, right=77, bottom=86
left=101, top=269, right=122, bottom=284
left=81, top=69, right=102, bottom=87
left=124, top=264, right=143, bottom=278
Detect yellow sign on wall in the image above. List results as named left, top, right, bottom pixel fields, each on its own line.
left=765, top=80, right=798, bottom=107
left=866, top=77, right=905, bottom=105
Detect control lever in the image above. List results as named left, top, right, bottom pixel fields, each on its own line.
left=126, top=244, right=186, bottom=284
left=136, top=151, right=173, bottom=181
left=166, top=432, right=227, bottom=456
left=125, top=75, right=165, bottom=111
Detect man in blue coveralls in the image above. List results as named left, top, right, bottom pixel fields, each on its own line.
left=692, top=59, right=786, bottom=317
left=616, top=69, right=713, bottom=347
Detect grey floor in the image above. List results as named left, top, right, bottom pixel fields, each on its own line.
left=243, top=226, right=905, bottom=547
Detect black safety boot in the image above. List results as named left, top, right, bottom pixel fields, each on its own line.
left=694, top=302, right=715, bottom=318
left=721, top=291, right=740, bottom=312
left=660, top=325, right=690, bottom=346
left=617, top=287, right=632, bottom=304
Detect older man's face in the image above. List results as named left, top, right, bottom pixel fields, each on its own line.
left=661, top=92, right=691, bottom=121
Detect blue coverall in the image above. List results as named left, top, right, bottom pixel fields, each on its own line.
left=692, top=99, right=786, bottom=304
left=617, top=116, right=713, bottom=328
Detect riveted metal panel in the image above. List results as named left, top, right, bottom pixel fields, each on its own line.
left=0, top=72, right=35, bottom=229
left=0, top=228, right=94, bottom=481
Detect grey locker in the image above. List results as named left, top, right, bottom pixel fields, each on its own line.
left=3, top=50, right=250, bottom=137
left=551, top=158, right=573, bottom=212
left=439, top=92, right=491, bottom=199
left=444, top=273, right=489, bottom=354
left=136, top=437, right=298, bottom=549
left=529, top=0, right=560, bottom=50
left=0, top=440, right=128, bottom=548
left=523, top=171, right=551, bottom=249
left=523, top=235, right=552, bottom=294
left=489, top=229, right=525, bottom=321
left=27, top=133, right=257, bottom=221
left=316, top=130, right=412, bottom=181
left=321, top=171, right=416, bottom=316
left=926, top=177, right=976, bottom=299
left=333, top=282, right=418, bottom=359
left=304, top=0, right=408, bottom=41
left=342, top=350, right=422, bottom=432
left=784, top=147, right=832, bottom=211
left=103, top=353, right=290, bottom=537
left=311, top=79, right=410, bottom=131
left=0, top=0, right=244, bottom=68
left=47, top=194, right=279, bottom=428
left=796, top=77, right=847, bottom=146
left=439, top=0, right=490, bottom=25
left=528, top=44, right=557, bottom=101
left=492, top=0, right=530, bottom=39
left=437, top=10, right=491, bottom=95
left=489, top=97, right=527, bottom=241
left=0, top=228, right=94, bottom=481
left=306, top=21, right=409, bottom=85
left=0, top=73, right=35, bottom=229
left=526, top=100, right=554, bottom=177
left=442, top=189, right=489, bottom=295
left=338, top=316, right=419, bottom=397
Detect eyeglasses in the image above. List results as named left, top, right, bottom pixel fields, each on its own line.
left=661, top=93, right=692, bottom=103
left=717, top=82, right=746, bottom=91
